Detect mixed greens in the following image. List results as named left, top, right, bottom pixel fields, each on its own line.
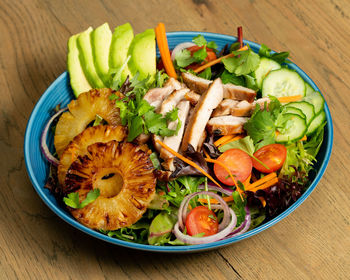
left=42, top=22, right=326, bottom=246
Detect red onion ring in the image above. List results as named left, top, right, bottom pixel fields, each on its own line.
left=170, top=42, right=196, bottom=61
left=225, top=206, right=251, bottom=238
left=178, top=191, right=231, bottom=232
left=173, top=208, right=237, bottom=245
left=40, top=107, right=67, bottom=166
left=198, top=184, right=233, bottom=196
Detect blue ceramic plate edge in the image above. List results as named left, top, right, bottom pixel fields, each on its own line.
left=24, top=31, right=333, bottom=253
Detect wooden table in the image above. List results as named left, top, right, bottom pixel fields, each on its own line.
left=1, top=0, right=349, bottom=279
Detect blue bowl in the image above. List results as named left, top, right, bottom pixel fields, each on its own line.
left=24, top=31, right=333, bottom=252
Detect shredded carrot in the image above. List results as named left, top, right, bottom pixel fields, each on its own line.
left=198, top=196, right=233, bottom=204
left=193, top=45, right=248, bottom=73
left=219, top=135, right=244, bottom=147
left=155, top=23, right=177, bottom=79
left=214, top=135, right=236, bottom=147
left=243, top=174, right=251, bottom=186
left=248, top=177, right=279, bottom=193
left=258, top=197, right=266, bottom=207
left=245, top=172, right=277, bottom=191
left=300, top=135, right=307, bottom=141
left=277, top=95, right=303, bottom=103
left=203, top=152, right=243, bottom=201
left=155, top=140, right=222, bottom=188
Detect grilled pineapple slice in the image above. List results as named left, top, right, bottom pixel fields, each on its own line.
left=64, top=141, right=156, bottom=230
left=54, top=88, right=122, bottom=158
left=58, top=125, right=127, bottom=186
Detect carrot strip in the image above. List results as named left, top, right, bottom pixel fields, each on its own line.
left=277, top=95, right=303, bottom=103
left=219, top=135, right=244, bottom=147
left=155, top=23, right=177, bottom=79
left=204, top=156, right=244, bottom=201
left=193, top=45, right=248, bottom=73
left=214, top=135, right=236, bottom=147
left=300, top=135, right=307, bottom=141
left=245, top=172, right=277, bottom=191
left=248, top=177, right=279, bottom=193
left=198, top=196, right=233, bottom=204
left=155, top=140, right=222, bottom=188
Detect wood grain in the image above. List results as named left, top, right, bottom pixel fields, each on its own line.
left=0, top=0, right=349, bottom=279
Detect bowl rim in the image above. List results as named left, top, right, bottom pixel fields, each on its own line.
left=24, top=31, right=333, bottom=253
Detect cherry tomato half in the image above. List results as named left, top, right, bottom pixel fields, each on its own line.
left=252, top=144, right=287, bottom=173
left=214, top=149, right=253, bottom=186
left=185, top=206, right=219, bottom=236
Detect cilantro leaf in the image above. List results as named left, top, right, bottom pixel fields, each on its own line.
left=193, top=47, right=207, bottom=61
left=220, top=70, right=245, bottom=86
left=258, top=43, right=290, bottom=64
left=219, top=136, right=255, bottom=154
left=80, top=189, right=100, bottom=208
left=258, top=43, right=271, bottom=57
left=128, top=115, right=144, bottom=141
left=198, top=67, right=212, bottom=80
left=244, top=105, right=276, bottom=150
left=243, top=74, right=259, bottom=91
left=223, top=47, right=260, bottom=76
left=165, top=108, right=179, bottom=122
left=63, top=192, right=80, bottom=208
left=175, top=49, right=196, bottom=68
left=63, top=189, right=100, bottom=209
left=270, top=52, right=290, bottom=64
left=192, top=35, right=207, bottom=47
left=207, top=41, right=218, bottom=50
left=149, top=152, right=161, bottom=169
left=155, top=70, right=169, bottom=88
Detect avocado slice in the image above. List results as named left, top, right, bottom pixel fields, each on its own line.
left=67, top=34, right=92, bottom=97
left=77, top=27, right=105, bottom=88
left=91, top=23, right=112, bottom=86
left=109, top=23, right=134, bottom=84
left=128, top=28, right=156, bottom=81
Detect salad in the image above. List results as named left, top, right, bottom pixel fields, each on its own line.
left=42, top=22, right=326, bottom=246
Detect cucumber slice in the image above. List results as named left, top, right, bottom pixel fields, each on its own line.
left=303, top=91, right=325, bottom=114
left=282, top=106, right=306, bottom=120
left=254, top=57, right=281, bottom=89
left=306, top=111, right=326, bottom=136
left=262, top=68, right=305, bottom=98
left=285, top=101, right=315, bottom=125
left=305, top=82, right=314, bottom=96
left=276, top=113, right=307, bottom=143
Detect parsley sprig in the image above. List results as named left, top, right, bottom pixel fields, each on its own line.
left=110, top=72, right=181, bottom=142
left=175, top=35, right=217, bottom=69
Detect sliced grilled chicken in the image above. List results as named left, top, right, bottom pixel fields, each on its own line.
left=181, top=72, right=211, bottom=94
left=223, top=84, right=256, bottom=103
left=143, top=77, right=182, bottom=111
left=182, top=72, right=256, bottom=102
left=231, top=100, right=253, bottom=117
left=254, top=97, right=271, bottom=110
left=212, top=99, right=238, bottom=117
left=159, top=88, right=189, bottom=116
left=160, top=101, right=191, bottom=165
left=207, top=116, right=248, bottom=135
left=181, top=78, right=224, bottom=151
left=184, top=90, right=201, bottom=106
left=197, top=130, right=207, bottom=151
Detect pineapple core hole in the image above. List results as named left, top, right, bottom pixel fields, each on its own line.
left=94, top=170, right=124, bottom=198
